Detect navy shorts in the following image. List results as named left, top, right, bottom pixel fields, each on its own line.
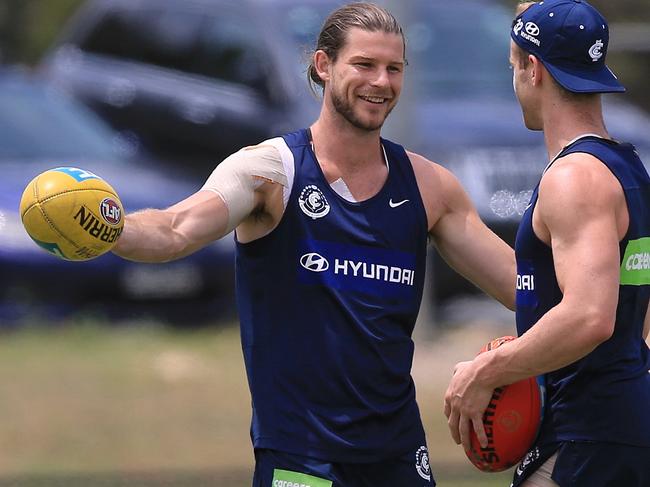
left=512, top=441, right=650, bottom=487
left=252, top=446, right=435, bottom=487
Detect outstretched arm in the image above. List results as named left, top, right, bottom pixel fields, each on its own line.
left=112, top=191, right=230, bottom=263
left=410, top=152, right=516, bottom=310
left=113, top=144, right=287, bottom=263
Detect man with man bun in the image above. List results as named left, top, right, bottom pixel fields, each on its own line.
left=113, top=2, right=516, bottom=485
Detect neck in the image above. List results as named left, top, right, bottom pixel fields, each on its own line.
left=310, top=109, right=384, bottom=173
left=541, top=93, right=609, bottom=160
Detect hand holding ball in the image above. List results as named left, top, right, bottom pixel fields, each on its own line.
left=465, top=336, right=543, bottom=472
left=20, top=167, right=124, bottom=261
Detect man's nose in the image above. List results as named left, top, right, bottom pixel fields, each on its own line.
left=370, top=67, right=391, bottom=88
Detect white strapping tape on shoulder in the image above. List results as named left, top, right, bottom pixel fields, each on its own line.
left=200, top=141, right=292, bottom=233
left=262, top=137, right=296, bottom=209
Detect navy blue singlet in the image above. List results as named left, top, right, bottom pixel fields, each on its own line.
left=235, top=129, right=429, bottom=462
left=515, top=136, right=650, bottom=447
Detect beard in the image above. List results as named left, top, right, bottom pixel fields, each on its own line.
left=330, top=86, right=395, bottom=132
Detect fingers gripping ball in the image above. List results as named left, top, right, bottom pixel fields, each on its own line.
left=20, top=167, right=124, bottom=261
left=465, top=336, right=543, bottom=473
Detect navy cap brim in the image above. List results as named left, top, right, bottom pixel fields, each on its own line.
left=540, top=58, right=626, bottom=94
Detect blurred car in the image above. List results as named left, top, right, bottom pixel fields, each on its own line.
left=39, top=0, right=650, bottom=305
left=0, top=68, right=236, bottom=325
left=38, top=0, right=333, bottom=175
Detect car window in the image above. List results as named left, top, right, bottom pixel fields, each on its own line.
left=79, top=6, right=271, bottom=94
left=79, top=8, right=204, bottom=75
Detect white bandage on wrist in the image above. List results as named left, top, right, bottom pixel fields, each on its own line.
left=200, top=144, right=288, bottom=233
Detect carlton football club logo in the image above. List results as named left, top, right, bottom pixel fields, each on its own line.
left=516, top=446, right=541, bottom=476
left=415, top=446, right=431, bottom=481
left=589, top=39, right=604, bottom=62
left=298, top=185, right=330, bottom=220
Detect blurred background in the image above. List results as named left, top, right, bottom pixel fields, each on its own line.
left=0, top=0, right=649, bottom=485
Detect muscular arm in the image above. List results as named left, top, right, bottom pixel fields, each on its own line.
left=409, top=152, right=516, bottom=310
left=480, top=155, right=622, bottom=381
left=113, top=144, right=287, bottom=262
left=112, top=191, right=231, bottom=262
left=445, top=153, right=625, bottom=449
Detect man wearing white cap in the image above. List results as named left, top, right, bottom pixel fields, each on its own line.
left=445, top=1, right=650, bottom=485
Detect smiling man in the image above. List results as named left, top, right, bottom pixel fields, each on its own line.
left=112, top=3, right=516, bottom=485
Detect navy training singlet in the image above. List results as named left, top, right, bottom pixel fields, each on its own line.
left=235, top=129, right=430, bottom=462
left=515, top=136, right=650, bottom=446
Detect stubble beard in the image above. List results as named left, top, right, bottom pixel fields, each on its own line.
left=330, top=88, right=394, bottom=132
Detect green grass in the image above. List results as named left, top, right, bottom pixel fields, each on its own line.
left=0, top=471, right=512, bottom=487
left=0, top=321, right=515, bottom=486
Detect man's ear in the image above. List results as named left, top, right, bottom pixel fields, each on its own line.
left=529, top=54, right=543, bottom=87
left=313, top=50, right=332, bottom=83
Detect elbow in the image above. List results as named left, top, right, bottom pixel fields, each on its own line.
left=165, top=233, right=192, bottom=262
left=505, top=288, right=516, bottom=312
left=583, top=308, right=615, bottom=346
left=500, top=276, right=517, bottom=311
left=502, top=260, right=517, bottom=311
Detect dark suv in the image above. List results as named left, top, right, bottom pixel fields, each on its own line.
left=40, top=0, right=650, bottom=305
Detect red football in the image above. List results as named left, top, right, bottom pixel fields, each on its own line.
left=465, top=336, right=543, bottom=472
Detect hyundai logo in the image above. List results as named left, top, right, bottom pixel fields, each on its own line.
left=525, top=22, right=540, bottom=36
left=300, top=253, right=329, bottom=272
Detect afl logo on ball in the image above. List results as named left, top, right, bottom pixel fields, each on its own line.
left=299, top=185, right=330, bottom=220
left=100, top=198, right=122, bottom=225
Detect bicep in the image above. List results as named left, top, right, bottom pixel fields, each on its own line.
left=548, top=208, right=620, bottom=307
left=539, top=161, right=622, bottom=322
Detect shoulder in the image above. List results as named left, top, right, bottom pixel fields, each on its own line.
left=537, top=152, right=625, bottom=235
left=406, top=150, right=474, bottom=230
left=407, top=150, right=469, bottom=202
left=239, top=141, right=283, bottom=162
left=407, top=151, right=452, bottom=184
left=540, top=152, right=623, bottom=210
left=201, top=140, right=288, bottom=206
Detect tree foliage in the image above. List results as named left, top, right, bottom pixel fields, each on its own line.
left=0, top=0, right=84, bottom=65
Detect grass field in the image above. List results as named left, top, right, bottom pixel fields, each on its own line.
left=0, top=319, right=516, bottom=486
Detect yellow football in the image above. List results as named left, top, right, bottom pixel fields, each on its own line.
left=19, top=167, right=124, bottom=261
